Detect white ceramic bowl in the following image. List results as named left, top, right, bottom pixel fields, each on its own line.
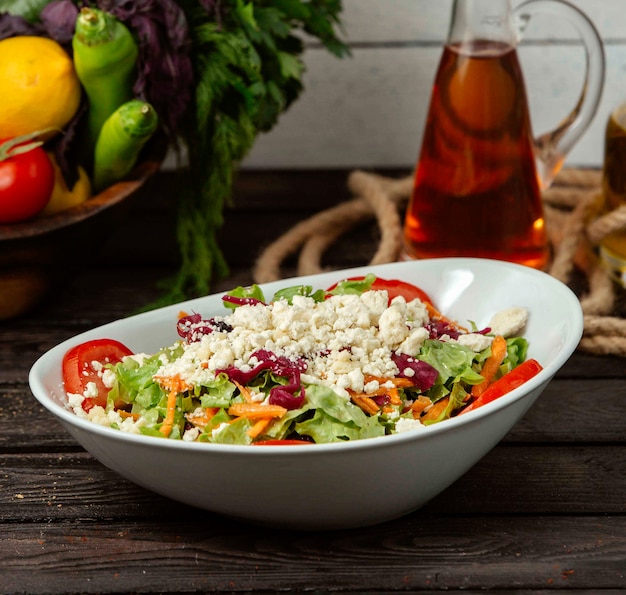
left=29, top=259, right=583, bottom=530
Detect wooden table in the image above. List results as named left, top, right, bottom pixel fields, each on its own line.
left=1, top=170, right=625, bottom=594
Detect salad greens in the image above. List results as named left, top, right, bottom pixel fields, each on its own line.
left=68, top=276, right=534, bottom=444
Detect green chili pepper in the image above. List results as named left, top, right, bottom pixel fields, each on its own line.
left=72, top=7, right=139, bottom=154
left=93, top=100, right=159, bottom=192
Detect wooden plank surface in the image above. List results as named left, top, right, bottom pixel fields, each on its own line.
left=1, top=517, right=624, bottom=594
left=1, top=169, right=625, bottom=593
left=2, top=444, right=625, bottom=520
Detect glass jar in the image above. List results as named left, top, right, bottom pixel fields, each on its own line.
left=599, top=103, right=626, bottom=288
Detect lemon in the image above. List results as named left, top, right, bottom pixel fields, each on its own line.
left=0, top=36, right=82, bottom=139
left=40, top=153, right=91, bottom=216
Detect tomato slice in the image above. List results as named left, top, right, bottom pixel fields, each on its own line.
left=459, top=358, right=543, bottom=415
left=326, top=276, right=433, bottom=305
left=62, top=338, right=133, bottom=412
left=253, top=439, right=313, bottom=446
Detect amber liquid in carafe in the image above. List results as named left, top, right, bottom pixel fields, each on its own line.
left=403, top=40, right=549, bottom=269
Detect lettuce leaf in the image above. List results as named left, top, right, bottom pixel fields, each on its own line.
left=272, top=284, right=326, bottom=304
left=422, top=382, right=469, bottom=425
left=109, top=354, right=165, bottom=409
left=292, top=384, right=386, bottom=443
left=418, top=339, right=484, bottom=401
left=198, top=373, right=237, bottom=408
left=327, top=273, right=376, bottom=297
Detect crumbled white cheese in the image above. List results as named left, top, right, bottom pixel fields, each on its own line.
left=91, top=360, right=104, bottom=372
left=128, top=353, right=150, bottom=366
left=364, top=379, right=380, bottom=393
left=395, top=417, right=425, bottom=433
left=360, top=290, right=389, bottom=323
left=489, top=307, right=529, bottom=338
left=406, top=299, right=430, bottom=327
left=396, top=327, right=430, bottom=356
left=101, top=368, right=116, bottom=389
left=251, top=391, right=266, bottom=403
left=456, top=333, right=493, bottom=352
left=183, top=427, right=201, bottom=442
left=83, top=381, right=98, bottom=399
left=156, top=291, right=434, bottom=395
left=378, top=304, right=409, bottom=347
left=67, top=393, right=90, bottom=419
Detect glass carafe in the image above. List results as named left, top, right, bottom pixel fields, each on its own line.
left=402, top=0, right=605, bottom=269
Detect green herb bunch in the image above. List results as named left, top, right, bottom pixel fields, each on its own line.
left=0, top=0, right=349, bottom=307
left=168, top=0, right=349, bottom=307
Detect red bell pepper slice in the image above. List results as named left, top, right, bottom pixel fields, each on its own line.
left=459, top=358, right=543, bottom=415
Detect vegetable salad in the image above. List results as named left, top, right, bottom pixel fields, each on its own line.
left=63, top=275, right=541, bottom=445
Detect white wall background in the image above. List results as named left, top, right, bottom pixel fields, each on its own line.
left=241, top=0, right=626, bottom=170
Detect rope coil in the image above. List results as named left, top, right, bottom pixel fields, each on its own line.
left=253, top=168, right=626, bottom=357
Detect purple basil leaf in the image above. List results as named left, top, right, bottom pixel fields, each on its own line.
left=372, top=394, right=391, bottom=407
left=177, top=312, right=231, bottom=342
left=0, top=14, right=45, bottom=40
left=97, top=0, right=194, bottom=140
left=392, top=352, right=438, bottom=392
left=426, top=319, right=460, bottom=340
left=222, top=295, right=266, bottom=307
left=40, top=0, right=79, bottom=46
left=217, top=349, right=308, bottom=409
left=268, top=386, right=305, bottom=410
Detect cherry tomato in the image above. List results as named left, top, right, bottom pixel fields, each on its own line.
left=62, top=339, right=134, bottom=412
left=253, top=439, right=313, bottom=446
left=459, top=358, right=543, bottom=415
left=326, top=276, right=433, bottom=305
left=0, top=137, right=54, bottom=223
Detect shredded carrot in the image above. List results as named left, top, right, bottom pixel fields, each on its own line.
left=178, top=310, right=189, bottom=319
left=118, top=410, right=139, bottom=421
left=425, top=302, right=468, bottom=333
left=472, top=335, right=508, bottom=398
left=421, top=396, right=450, bottom=421
left=410, top=396, right=431, bottom=418
left=228, top=402, right=287, bottom=419
left=350, top=395, right=379, bottom=416
left=349, top=381, right=402, bottom=407
left=364, top=375, right=414, bottom=388
left=185, top=407, right=219, bottom=429
left=247, top=418, right=273, bottom=439
left=153, top=374, right=192, bottom=393
left=232, top=379, right=255, bottom=403
left=365, top=386, right=401, bottom=405
left=160, top=388, right=178, bottom=437
left=153, top=374, right=192, bottom=438
left=387, top=387, right=401, bottom=405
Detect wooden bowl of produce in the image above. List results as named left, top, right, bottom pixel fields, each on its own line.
left=0, top=157, right=162, bottom=320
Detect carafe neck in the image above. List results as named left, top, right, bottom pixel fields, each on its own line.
left=448, top=0, right=517, bottom=48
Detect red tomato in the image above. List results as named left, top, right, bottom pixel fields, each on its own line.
left=459, top=358, right=543, bottom=415
left=0, top=137, right=54, bottom=223
left=326, top=276, right=433, bottom=305
left=62, top=339, right=134, bottom=412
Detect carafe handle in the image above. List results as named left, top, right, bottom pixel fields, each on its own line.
left=513, top=0, right=605, bottom=189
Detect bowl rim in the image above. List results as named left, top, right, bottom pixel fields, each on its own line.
left=28, top=257, right=584, bottom=456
